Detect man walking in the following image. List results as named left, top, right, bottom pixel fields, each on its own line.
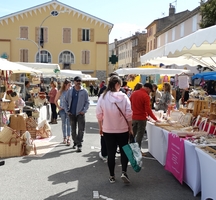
left=64, top=76, right=90, bottom=152
left=130, top=83, right=158, bottom=155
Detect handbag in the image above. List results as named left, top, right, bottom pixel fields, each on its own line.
left=122, top=135, right=143, bottom=172
left=0, top=125, right=17, bottom=143
left=21, top=131, right=36, bottom=155
left=9, top=91, right=19, bottom=101
left=32, top=77, right=41, bottom=85
left=1, top=92, right=10, bottom=110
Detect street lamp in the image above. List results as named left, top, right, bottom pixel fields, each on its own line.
left=38, top=10, right=67, bottom=63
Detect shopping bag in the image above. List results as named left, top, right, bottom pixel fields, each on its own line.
left=122, top=138, right=142, bottom=172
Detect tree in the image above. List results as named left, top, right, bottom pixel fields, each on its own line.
left=199, top=0, right=216, bottom=28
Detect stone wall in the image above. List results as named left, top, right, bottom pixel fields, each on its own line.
left=96, top=70, right=106, bottom=82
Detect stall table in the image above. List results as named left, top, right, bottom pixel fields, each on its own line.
left=195, top=147, right=216, bottom=200
left=146, top=121, right=201, bottom=196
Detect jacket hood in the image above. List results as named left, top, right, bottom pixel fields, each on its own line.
left=107, top=91, right=126, bottom=103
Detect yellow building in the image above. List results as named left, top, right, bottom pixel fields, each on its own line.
left=0, top=0, right=113, bottom=81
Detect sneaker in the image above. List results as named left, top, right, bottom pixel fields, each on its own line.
left=66, top=139, right=71, bottom=146
left=109, top=176, right=115, bottom=184
left=76, top=147, right=82, bottom=153
left=72, top=144, right=76, bottom=149
left=121, top=172, right=130, bottom=184
left=63, top=138, right=67, bottom=144
left=99, top=152, right=107, bottom=161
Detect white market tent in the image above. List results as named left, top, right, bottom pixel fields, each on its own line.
left=141, top=25, right=216, bottom=69
left=0, top=58, right=41, bottom=74
left=16, top=62, right=60, bottom=75
left=114, top=68, right=190, bottom=76
left=16, top=62, right=98, bottom=81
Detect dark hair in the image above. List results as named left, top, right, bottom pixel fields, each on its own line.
left=152, top=84, right=158, bottom=90
left=122, top=81, right=127, bottom=87
left=109, top=72, right=118, bottom=77
left=134, top=82, right=143, bottom=91
left=74, top=76, right=82, bottom=81
left=103, top=75, right=122, bottom=98
left=25, top=81, right=29, bottom=86
left=144, top=83, right=153, bottom=91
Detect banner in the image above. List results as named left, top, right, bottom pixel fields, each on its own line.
left=165, top=133, right=185, bottom=184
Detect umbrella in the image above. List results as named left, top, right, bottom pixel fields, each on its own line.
left=0, top=58, right=41, bottom=74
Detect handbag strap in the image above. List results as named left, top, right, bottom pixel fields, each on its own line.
left=114, top=103, right=129, bottom=127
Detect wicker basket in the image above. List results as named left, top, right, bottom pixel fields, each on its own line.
left=0, top=137, right=22, bottom=158
left=0, top=126, right=16, bottom=143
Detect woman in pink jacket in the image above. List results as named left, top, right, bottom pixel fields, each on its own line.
left=96, top=75, right=133, bottom=184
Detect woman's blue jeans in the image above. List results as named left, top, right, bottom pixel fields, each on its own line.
left=59, top=109, right=71, bottom=138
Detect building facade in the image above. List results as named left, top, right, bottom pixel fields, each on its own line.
left=156, top=7, right=201, bottom=47
left=146, top=4, right=190, bottom=53
left=0, top=0, right=113, bottom=81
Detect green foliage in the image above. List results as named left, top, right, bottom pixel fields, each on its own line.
left=199, top=0, right=216, bottom=28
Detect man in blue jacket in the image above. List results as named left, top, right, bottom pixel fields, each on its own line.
left=64, top=76, right=90, bottom=152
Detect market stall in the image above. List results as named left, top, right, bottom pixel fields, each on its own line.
left=0, top=59, right=52, bottom=158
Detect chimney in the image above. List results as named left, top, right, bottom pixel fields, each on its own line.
left=169, top=3, right=175, bottom=16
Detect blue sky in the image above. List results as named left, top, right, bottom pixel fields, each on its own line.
left=0, top=0, right=201, bottom=42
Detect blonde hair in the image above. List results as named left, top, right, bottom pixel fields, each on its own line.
left=59, top=79, right=71, bottom=95
left=50, top=81, right=57, bottom=88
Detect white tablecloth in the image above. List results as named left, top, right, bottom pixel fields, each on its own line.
left=38, top=105, right=51, bottom=124
left=146, top=122, right=167, bottom=165
left=195, top=147, right=216, bottom=200
left=146, top=121, right=201, bottom=196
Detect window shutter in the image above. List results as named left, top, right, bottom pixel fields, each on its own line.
left=35, top=27, right=39, bottom=43
left=63, top=28, right=67, bottom=43
left=24, top=49, right=28, bottom=62
left=86, top=51, right=90, bottom=64
left=63, top=28, right=71, bottom=43
left=90, top=28, right=94, bottom=42
left=20, top=27, right=28, bottom=39
left=82, top=51, right=85, bottom=64
left=20, top=27, right=24, bottom=38
left=78, top=28, right=82, bottom=42
left=20, top=49, right=23, bottom=62
left=44, top=28, right=48, bottom=43
left=68, top=28, right=71, bottom=43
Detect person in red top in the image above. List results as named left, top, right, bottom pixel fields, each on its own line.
left=48, top=81, right=58, bottom=124
left=130, top=83, right=158, bottom=154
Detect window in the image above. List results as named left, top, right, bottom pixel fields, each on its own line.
left=172, top=27, right=175, bottom=41
left=63, top=28, right=71, bottom=43
left=78, top=28, right=94, bottom=42
left=82, top=50, right=90, bottom=64
left=180, top=22, right=184, bottom=38
left=20, top=27, right=28, bottom=39
left=59, top=51, right=74, bottom=64
left=20, top=49, right=28, bottom=62
left=36, top=50, right=51, bottom=63
left=135, top=39, right=138, bottom=46
left=192, top=15, right=197, bottom=32
left=82, top=29, right=89, bottom=41
left=35, top=27, right=48, bottom=47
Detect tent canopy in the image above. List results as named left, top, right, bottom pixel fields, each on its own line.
left=0, top=58, right=41, bottom=74
left=114, top=67, right=190, bottom=76
left=16, top=62, right=60, bottom=75
left=192, top=71, right=216, bottom=80
left=141, top=25, right=216, bottom=69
